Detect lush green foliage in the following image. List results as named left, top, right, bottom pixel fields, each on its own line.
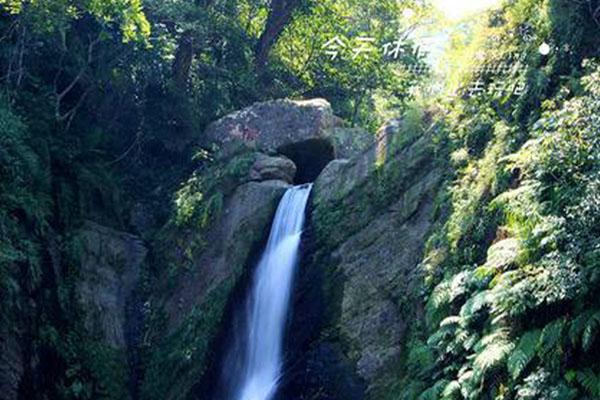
left=0, top=97, right=49, bottom=328
left=0, top=0, right=424, bottom=397
left=273, top=0, right=427, bottom=130
left=392, top=1, right=600, bottom=399
left=3, top=0, right=600, bottom=398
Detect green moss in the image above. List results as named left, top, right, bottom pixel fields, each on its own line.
left=85, top=343, right=130, bottom=400
left=174, top=150, right=256, bottom=229
left=313, top=130, right=439, bottom=252
left=154, top=150, right=257, bottom=277
left=140, top=279, right=234, bottom=400
left=37, top=319, right=131, bottom=400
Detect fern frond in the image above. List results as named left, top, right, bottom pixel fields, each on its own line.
left=418, top=379, right=449, bottom=400
left=407, top=340, right=435, bottom=373
left=582, top=311, right=600, bottom=351
left=569, top=311, right=592, bottom=347
left=538, top=318, right=566, bottom=355
left=569, top=310, right=600, bottom=351
left=474, top=330, right=514, bottom=374
left=575, top=369, right=600, bottom=397
left=442, top=380, right=461, bottom=399
left=427, top=279, right=452, bottom=326
left=460, top=290, right=490, bottom=326
left=440, top=315, right=462, bottom=328
left=507, top=329, right=541, bottom=380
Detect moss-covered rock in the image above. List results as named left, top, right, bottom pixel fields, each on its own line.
left=323, top=126, right=374, bottom=159
left=283, top=117, right=445, bottom=398
left=141, top=174, right=289, bottom=400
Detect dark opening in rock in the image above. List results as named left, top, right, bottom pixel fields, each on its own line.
left=278, top=138, right=335, bottom=184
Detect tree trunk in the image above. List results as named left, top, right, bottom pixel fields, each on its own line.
left=255, top=0, right=302, bottom=75
left=171, top=0, right=215, bottom=87
left=172, top=32, right=194, bottom=88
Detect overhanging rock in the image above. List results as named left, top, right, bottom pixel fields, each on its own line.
left=203, top=98, right=339, bottom=156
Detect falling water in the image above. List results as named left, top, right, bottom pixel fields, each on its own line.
left=222, top=184, right=312, bottom=400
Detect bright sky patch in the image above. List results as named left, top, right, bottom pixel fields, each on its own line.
left=433, top=0, right=501, bottom=20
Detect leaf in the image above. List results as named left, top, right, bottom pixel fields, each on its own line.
left=575, top=369, right=600, bottom=396
left=507, top=329, right=541, bottom=380
left=582, top=311, right=600, bottom=351
left=474, top=330, right=514, bottom=374
left=538, top=318, right=566, bottom=355
left=442, top=380, right=461, bottom=399
left=569, top=311, right=592, bottom=347
left=418, top=379, right=449, bottom=400
left=407, top=340, right=435, bottom=373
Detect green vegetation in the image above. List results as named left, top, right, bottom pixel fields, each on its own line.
left=2, top=0, right=600, bottom=398
left=0, top=0, right=424, bottom=397
left=389, top=1, right=600, bottom=399
left=140, top=280, right=234, bottom=400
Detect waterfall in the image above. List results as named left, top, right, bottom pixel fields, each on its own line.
left=221, top=183, right=312, bottom=400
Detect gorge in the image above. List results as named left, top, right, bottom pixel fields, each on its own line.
left=2, top=1, right=600, bottom=400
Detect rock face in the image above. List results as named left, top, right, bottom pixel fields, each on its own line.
left=324, top=127, right=374, bottom=159
left=202, top=98, right=380, bottom=184
left=141, top=175, right=291, bottom=400
left=141, top=98, right=375, bottom=400
left=204, top=98, right=338, bottom=155
left=332, top=167, right=440, bottom=382
left=203, top=98, right=374, bottom=162
left=282, top=125, right=443, bottom=399
left=249, top=153, right=297, bottom=183
left=76, top=221, right=147, bottom=348
left=140, top=99, right=442, bottom=400
left=161, top=180, right=290, bottom=331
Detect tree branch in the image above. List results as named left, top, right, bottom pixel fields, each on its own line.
left=255, top=0, right=303, bottom=75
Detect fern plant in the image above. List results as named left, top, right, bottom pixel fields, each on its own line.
left=566, top=369, right=600, bottom=397
left=507, top=329, right=541, bottom=380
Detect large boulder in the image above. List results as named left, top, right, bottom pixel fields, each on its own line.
left=76, top=221, right=147, bottom=348
left=204, top=99, right=338, bottom=155
left=249, top=153, right=297, bottom=183
left=314, top=130, right=434, bottom=209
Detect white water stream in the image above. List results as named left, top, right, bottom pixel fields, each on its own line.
left=229, top=184, right=312, bottom=400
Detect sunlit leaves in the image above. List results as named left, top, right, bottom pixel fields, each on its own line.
left=0, top=0, right=21, bottom=13
left=405, top=8, right=600, bottom=400
left=473, top=330, right=514, bottom=374
left=272, top=0, right=427, bottom=129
